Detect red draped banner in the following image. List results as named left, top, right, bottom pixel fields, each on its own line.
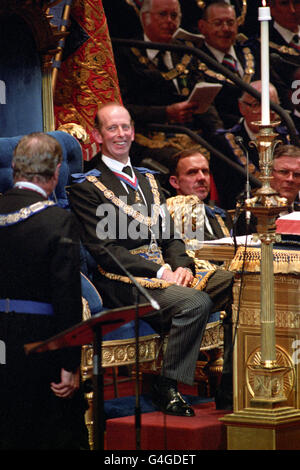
left=53, top=0, right=122, bottom=160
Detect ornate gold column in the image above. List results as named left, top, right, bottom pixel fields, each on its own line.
left=221, top=123, right=300, bottom=450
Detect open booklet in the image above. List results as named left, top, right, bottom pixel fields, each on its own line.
left=188, top=82, right=222, bottom=114
left=201, top=235, right=261, bottom=246
left=173, top=27, right=204, bottom=47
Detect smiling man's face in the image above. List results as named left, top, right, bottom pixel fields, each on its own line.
left=96, top=104, right=135, bottom=164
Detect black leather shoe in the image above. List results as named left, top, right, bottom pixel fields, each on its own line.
left=151, top=382, right=195, bottom=417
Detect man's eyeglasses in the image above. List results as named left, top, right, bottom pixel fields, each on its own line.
left=273, top=169, right=300, bottom=181
left=205, top=19, right=236, bottom=28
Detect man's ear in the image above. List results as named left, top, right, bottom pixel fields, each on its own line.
left=54, top=163, right=61, bottom=183
left=91, top=128, right=102, bottom=144
left=197, top=19, right=205, bottom=35
left=131, top=126, right=135, bottom=142
left=169, top=175, right=180, bottom=190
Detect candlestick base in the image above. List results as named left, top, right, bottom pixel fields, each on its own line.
left=248, top=362, right=291, bottom=409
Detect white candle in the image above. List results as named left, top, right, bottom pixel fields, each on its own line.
left=259, top=4, right=272, bottom=125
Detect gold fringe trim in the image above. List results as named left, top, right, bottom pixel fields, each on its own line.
left=97, top=264, right=173, bottom=289
left=97, top=263, right=214, bottom=291
left=97, top=241, right=215, bottom=291
left=229, top=246, right=300, bottom=274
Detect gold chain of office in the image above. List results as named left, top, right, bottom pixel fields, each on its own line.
left=131, top=44, right=193, bottom=95
left=86, top=173, right=161, bottom=228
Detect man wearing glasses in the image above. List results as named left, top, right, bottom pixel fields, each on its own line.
left=196, top=1, right=259, bottom=129
left=272, top=144, right=300, bottom=211
left=209, top=80, right=290, bottom=210
left=112, top=0, right=223, bottom=169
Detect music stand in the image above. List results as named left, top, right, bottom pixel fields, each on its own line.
left=24, top=303, right=153, bottom=450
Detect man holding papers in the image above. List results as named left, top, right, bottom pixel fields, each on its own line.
left=197, top=1, right=260, bottom=128
left=112, top=0, right=223, bottom=167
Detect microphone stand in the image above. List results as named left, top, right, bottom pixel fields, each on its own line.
left=91, top=243, right=161, bottom=451
left=235, top=137, right=252, bottom=235
left=60, top=237, right=160, bottom=450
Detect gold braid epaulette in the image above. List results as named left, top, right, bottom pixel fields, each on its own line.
left=224, top=132, right=260, bottom=178
left=198, top=45, right=255, bottom=84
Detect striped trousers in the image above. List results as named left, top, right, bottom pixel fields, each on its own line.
left=144, top=286, right=213, bottom=386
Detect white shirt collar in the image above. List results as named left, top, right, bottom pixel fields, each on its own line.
left=274, top=21, right=300, bottom=44
left=144, top=33, right=159, bottom=61
left=102, top=154, right=134, bottom=179
left=14, top=181, right=48, bottom=198
left=204, top=43, right=238, bottom=63
left=243, top=120, right=258, bottom=141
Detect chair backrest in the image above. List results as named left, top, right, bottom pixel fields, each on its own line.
left=0, top=131, right=83, bottom=207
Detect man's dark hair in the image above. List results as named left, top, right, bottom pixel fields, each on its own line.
left=202, top=1, right=235, bottom=20
left=169, top=147, right=209, bottom=176
left=273, top=144, right=300, bottom=161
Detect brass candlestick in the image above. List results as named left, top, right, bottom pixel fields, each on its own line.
left=245, top=122, right=289, bottom=407
left=220, top=121, right=300, bottom=450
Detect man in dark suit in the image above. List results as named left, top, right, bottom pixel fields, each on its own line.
left=69, top=102, right=234, bottom=414
left=0, top=133, right=88, bottom=450
left=210, top=80, right=290, bottom=210
left=197, top=1, right=260, bottom=128
left=168, top=147, right=233, bottom=239
left=167, top=147, right=234, bottom=410
left=112, top=0, right=222, bottom=168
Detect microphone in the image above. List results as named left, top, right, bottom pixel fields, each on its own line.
left=232, top=196, right=243, bottom=226
left=60, top=237, right=160, bottom=311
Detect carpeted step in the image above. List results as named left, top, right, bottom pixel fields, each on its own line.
left=106, top=401, right=230, bottom=450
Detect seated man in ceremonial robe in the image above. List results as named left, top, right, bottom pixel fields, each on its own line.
left=197, top=1, right=260, bottom=128
left=167, top=147, right=235, bottom=409
left=210, top=80, right=290, bottom=210
left=112, top=0, right=222, bottom=168
left=69, top=102, right=234, bottom=414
